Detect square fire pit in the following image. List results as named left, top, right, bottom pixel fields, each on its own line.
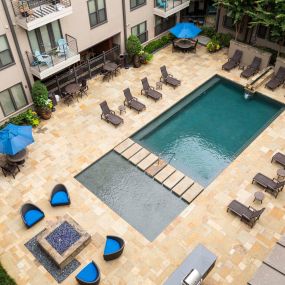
left=37, top=214, right=91, bottom=269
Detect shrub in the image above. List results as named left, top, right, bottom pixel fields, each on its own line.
left=126, top=35, right=142, bottom=59
left=0, top=263, right=16, bottom=285
left=144, top=34, right=172, bottom=54
left=214, top=33, right=233, bottom=48
left=206, top=39, right=221, bottom=53
left=201, top=26, right=216, bottom=38
left=31, top=81, right=49, bottom=110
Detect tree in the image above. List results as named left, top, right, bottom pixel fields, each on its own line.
left=247, top=0, right=285, bottom=56
left=214, top=0, right=254, bottom=40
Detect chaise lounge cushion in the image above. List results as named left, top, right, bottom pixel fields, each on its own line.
left=76, top=262, right=99, bottom=283
left=51, top=191, right=70, bottom=206
left=24, top=209, right=44, bottom=227
left=104, top=238, right=121, bottom=255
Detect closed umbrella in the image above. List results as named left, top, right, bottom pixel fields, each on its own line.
left=0, top=124, right=34, bottom=155
left=170, top=23, right=201, bottom=39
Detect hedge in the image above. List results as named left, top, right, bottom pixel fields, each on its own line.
left=0, top=263, right=16, bottom=285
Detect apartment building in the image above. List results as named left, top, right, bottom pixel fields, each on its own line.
left=0, top=0, right=201, bottom=122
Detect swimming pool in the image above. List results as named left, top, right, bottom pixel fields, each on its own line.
left=133, top=76, right=283, bottom=186
left=76, top=152, right=187, bottom=241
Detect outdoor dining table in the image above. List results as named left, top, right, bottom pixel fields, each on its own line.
left=175, top=39, right=194, bottom=50
left=103, top=62, right=118, bottom=72
left=7, top=148, right=27, bottom=165
left=65, top=83, right=81, bottom=94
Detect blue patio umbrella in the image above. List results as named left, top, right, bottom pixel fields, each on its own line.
left=0, top=124, right=34, bottom=155
left=170, top=23, right=202, bottom=39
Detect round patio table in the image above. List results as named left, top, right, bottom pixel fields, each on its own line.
left=253, top=191, right=264, bottom=203
left=103, top=62, right=118, bottom=72
left=277, top=168, right=285, bottom=181
left=7, top=148, right=27, bottom=165
left=175, top=39, right=193, bottom=50
left=65, top=83, right=81, bottom=94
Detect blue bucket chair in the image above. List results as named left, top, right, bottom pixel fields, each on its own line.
left=57, top=38, right=69, bottom=56
left=21, top=203, right=45, bottom=228
left=157, top=0, right=168, bottom=9
left=103, top=235, right=125, bottom=261
left=75, top=261, right=100, bottom=285
left=34, top=50, right=52, bottom=66
left=50, top=184, right=70, bottom=207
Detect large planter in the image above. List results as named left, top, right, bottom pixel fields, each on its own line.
left=37, top=109, right=52, bottom=120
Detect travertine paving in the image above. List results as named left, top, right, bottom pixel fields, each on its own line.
left=0, top=44, right=285, bottom=285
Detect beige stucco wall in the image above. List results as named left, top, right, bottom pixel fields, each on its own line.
left=0, top=2, right=32, bottom=120
left=275, top=57, right=285, bottom=73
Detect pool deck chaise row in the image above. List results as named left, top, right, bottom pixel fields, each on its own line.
left=114, top=138, right=204, bottom=204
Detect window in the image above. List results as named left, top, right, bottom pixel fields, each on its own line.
left=0, top=84, right=27, bottom=117
left=256, top=25, right=267, bottom=39
left=223, top=15, right=234, bottom=30
left=88, top=0, right=107, bottom=28
left=131, top=21, right=147, bottom=43
left=130, top=0, right=146, bottom=10
left=27, top=21, right=62, bottom=53
left=155, top=15, right=176, bottom=36
left=0, top=35, right=14, bottom=69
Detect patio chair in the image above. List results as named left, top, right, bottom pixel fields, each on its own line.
left=75, top=261, right=100, bottom=285
left=57, top=38, right=69, bottom=57
left=100, top=101, right=124, bottom=127
left=50, top=184, right=70, bottom=207
left=252, top=173, right=285, bottom=198
left=141, top=77, right=162, bottom=101
left=222, top=49, right=243, bottom=71
left=21, top=203, right=45, bottom=228
left=123, top=88, right=146, bottom=113
left=34, top=50, right=52, bottom=66
left=101, top=70, right=112, bottom=82
left=240, top=57, right=262, bottom=79
left=1, top=162, right=20, bottom=179
left=156, top=0, right=168, bottom=9
left=271, top=152, right=285, bottom=167
left=227, top=200, right=265, bottom=228
left=160, top=65, right=181, bottom=88
left=79, top=78, right=88, bottom=97
left=172, top=40, right=179, bottom=53
left=103, top=235, right=125, bottom=261
left=187, top=39, right=198, bottom=53
left=265, top=67, right=285, bottom=90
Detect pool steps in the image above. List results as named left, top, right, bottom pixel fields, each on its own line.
left=114, top=139, right=205, bottom=204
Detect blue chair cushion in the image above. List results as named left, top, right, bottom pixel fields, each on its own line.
left=51, top=191, right=69, bottom=205
left=24, top=210, right=44, bottom=227
left=76, top=262, right=98, bottom=283
left=104, top=238, right=121, bottom=255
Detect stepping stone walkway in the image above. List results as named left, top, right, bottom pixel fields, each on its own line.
left=163, top=171, right=185, bottom=190
left=182, top=183, right=204, bottom=203
left=114, top=138, right=134, bottom=154
left=172, top=177, right=194, bottom=197
left=145, top=159, right=167, bottom=177
left=129, top=148, right=150, bottom=165
left=121, top=143, right=142, bottom=159
left=137, top=153, right=158, bottom=171
left=154, top=165, right=176, bottom=183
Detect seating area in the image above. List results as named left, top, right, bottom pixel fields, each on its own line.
left=21, top=203, right=45, bottom=228
left=123, top=88, right=146, bottom=113
left=265, top=66, right=285, bottom=90
left=160, top=65, right=181, bottom=88
left=222, top=49, right=243, bottom=71
left=76, top=261, right=100, bottom=285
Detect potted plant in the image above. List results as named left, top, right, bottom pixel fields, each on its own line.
left=126, top=35, right=142, bottom=68
left=18, top=2, right=30, bottom=17
left=206, top=39, right=221, bottom=53
left=31, top=81, right=52, bottom=120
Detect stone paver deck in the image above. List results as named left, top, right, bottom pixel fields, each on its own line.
left=1, top=44, right=285, bottom=285
left=182, top=183, right=204, bottom=204
left=114, top=138, right=134, bottom=153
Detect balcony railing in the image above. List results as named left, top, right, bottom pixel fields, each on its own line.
left=26, top=34, right=80, bottom=79
left=11, top=0, right=72, bottom=29
left=154, top=0, right=189, bottom=12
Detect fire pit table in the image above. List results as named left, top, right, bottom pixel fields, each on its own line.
left=37, top=214, right=91, bottom=269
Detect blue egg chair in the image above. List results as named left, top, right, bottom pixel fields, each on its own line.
left=103, top=235, right=125, bottom=261
left=21, top=203, right=45, bottom=228
left=75, top=261, right=100, bottom=285
left=50, top=184, right=70, bottom=207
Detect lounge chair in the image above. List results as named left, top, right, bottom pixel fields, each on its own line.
left=222, top=49, right=243, bottom=71
left=21, top=203, right=45, bottom=228
left=160, top=65, right=181, bottom=88
left=75, top=261, right=100, bottom=285
left=50, top=184, right=70, bottom=207
left=34, top=50, right=52, bottom=66
left=265, top=67, right=285, bottom=90
left=271, top=152, right=285, bottom=167
left=1, top=162, right=20, bottom=179
left=240, top=56, right=261, bottom=79
left=252, top=173, right=285, bottom=198
left=57, top=38, right=69, bottom=56
left=100, top=101, right=123, bottom=127
left=123, top=88, right=146, bottom=113
left=227, top=200, right=265, bottom=228
left=141, top=77, right=162, bottom=101
left=103, top=235, right=125, bottom=261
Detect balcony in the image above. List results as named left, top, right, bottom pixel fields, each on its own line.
left=153, top=0, right=190, bottom=18
left=11, top=0, right=72, bottom=31
left=26, top=34, right=80, bottom=80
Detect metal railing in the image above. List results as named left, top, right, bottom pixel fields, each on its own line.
left=42, top=44, right=120, bottom=93
left=11, top=0, right=71, bottom=22
left=26, top=34, right=78, bottom=73
left=154, top=0, right=189, bottom=12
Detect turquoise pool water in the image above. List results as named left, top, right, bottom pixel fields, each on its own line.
left=133, top=76, right=283, bottom=187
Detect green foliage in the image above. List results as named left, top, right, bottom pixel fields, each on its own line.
left=213, top=33, right=233, bottom=47
left=143, top=34, right=172, bottom=54
left=31, top=81, right=49, bottom=110
left=247, top=0, right=285, bottom=55
left=126, top=35, right=142, bottom=59
left=144, top=52, right=153, bottom=62
left=206, top=39, right=221, bottom=52
left=0, top=263, right=16, bottom=285
left=200, top=25, right=216, bottom=38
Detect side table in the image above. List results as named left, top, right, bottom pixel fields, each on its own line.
left=253, top=191, right=264, bottom=204
left=156, top=82, right=163, bottom=90
left=118, top=105, right=126, bottom=115
left=277, top=168, right=285, bottom=181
